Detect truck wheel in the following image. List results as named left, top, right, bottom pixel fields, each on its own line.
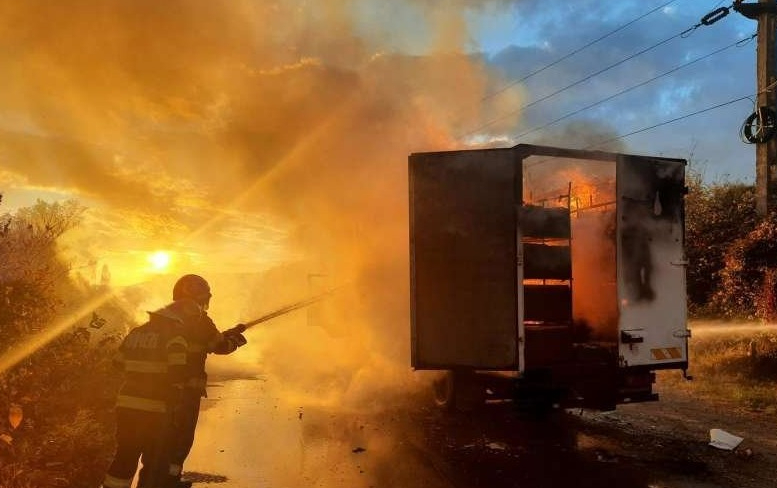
left=432, top=370, right=484, bottom=412
left=432, top=371, right=455, bottom=409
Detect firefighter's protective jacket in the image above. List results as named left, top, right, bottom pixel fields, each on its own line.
left=113, top=316, right=189, bottom=413
left=146, top=300, right=243, bottom=397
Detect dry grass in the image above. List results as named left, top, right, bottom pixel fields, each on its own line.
left=657, top=322, right=777, bottom=412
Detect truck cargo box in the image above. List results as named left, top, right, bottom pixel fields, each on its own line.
left=409, top=143, right=688, bottom=409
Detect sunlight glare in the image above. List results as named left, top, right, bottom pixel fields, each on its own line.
left=148, top=250, right=171, bottom=272
left=0, top=291, right=114, bottom=375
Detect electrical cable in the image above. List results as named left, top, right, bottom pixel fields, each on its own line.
left=483, top=0, right=678, bottom=102
left=525, top=95, right=752, bottom=168
left=739, top=80, right=777, bottom=143
left=515, top=33, right=756, bottom=140
left=460, top=1, right=738, bottom=141
left=588, top=96, right=751, bottom=149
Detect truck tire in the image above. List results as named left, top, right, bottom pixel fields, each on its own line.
left=432, top=371, right=455, bottom=409
left=432, top=370, right=485, bottom=412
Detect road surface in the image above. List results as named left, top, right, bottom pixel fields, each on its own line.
left=185, top=375, right=453, bottom=488
left=183, top=373, right=777, bottom=488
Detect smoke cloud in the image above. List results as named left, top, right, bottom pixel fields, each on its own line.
left=0, top=0, right=540, bottom=402
left=1, top=3, right=654, bottom=484
left=0, top=0, right=651, bottom=406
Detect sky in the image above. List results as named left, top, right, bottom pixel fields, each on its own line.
left=469, top=0, right=758, bottom=176
left=0, top=0, right=760, bottom=306
left=0, top=1, right=758, bottom=273
left=0, top=0, right=762, bottom=410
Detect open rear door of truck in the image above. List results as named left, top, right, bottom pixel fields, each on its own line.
left=616, top=155, right=689, bottom=369
left=409, top=148, right=521, bottom=370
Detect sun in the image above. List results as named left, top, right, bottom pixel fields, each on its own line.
left=148, top=250, right=171, bottom=272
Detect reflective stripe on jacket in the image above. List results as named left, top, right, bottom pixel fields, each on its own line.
left=114, top=315, right=189, bottom=412
left=148, top=301, right=240, bottom=397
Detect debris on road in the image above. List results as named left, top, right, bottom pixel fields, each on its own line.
left=485, top=441, right=507, bottom=451
left=709, top=428, right=744, bottom=450
left=736, top=447, right=754, bottom=459
left=595, top=450, right=619, bottom=463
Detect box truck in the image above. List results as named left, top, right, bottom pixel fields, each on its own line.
left=409, top=144, right=689, bottom=412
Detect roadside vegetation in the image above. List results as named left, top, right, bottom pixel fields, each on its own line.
left=665, top=173, right=777, bottom=413
left=659, top=327, right=777, bottom=413
left=684, top=172, right=777, bottom=320
left=0, top=197, right=131, bottom=487
left=1, top=169, right=777, bottom=485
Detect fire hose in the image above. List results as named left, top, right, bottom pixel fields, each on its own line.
left=227, top=287, right=341, bottom=335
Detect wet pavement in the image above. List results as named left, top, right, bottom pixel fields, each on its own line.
left=184, top=376, right=734, bottom=488
left=185, top=377, right=453, bottom=488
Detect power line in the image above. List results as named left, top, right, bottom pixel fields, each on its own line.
left=461, top=31, right=678, bottom=139
left=515, top=33, right=756, bottom=140
left=484, top=0, right=678, bottom=102
left=589, top=95, right=751, bottom=149
left=680, top=1, right=735, bottom=37
left=460, top=1, right=738, bottom=140
left=525, top=94, right=753, bottom=168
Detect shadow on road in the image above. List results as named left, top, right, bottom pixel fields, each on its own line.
left=418, top=402, right=687, bottom=488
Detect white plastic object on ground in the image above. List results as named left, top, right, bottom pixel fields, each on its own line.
left=709, top=428, right=744, bottom=450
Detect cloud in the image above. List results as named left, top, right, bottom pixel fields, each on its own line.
left=482, top=1, right=756, bottom=176
left=2, top=0, right=754, bottom=415
left=0, top=0, right=532, bottom=409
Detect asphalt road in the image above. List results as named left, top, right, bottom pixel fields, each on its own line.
left=183, top=373, right=769, bottom=488
left=184, top=377, right=454, bottom=488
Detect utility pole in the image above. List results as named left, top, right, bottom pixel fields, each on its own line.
left=736, top=0, right=777, bottom=215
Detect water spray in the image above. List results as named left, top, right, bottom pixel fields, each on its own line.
left=239, top=287, right=342, bottom=330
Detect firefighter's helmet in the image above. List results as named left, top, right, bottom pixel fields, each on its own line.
left=173, top=274, right=212, bottom=308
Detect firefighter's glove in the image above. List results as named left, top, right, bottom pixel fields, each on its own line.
left=224, top=329, right=247, bottom=349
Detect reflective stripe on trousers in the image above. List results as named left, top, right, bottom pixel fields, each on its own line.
left=116, top=394, right=167, bottom=413
left=102, top=473, right=132, bottom=488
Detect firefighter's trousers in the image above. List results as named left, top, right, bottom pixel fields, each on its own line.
left=168, top=388, right=202, bottom=477
left=102, top=407, right=170, bottom=488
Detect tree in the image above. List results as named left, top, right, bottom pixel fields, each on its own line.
left=0, top=197, right=129, bottom=487
left=713, top=213, right=777, bottom=320
left=0, top=199, right=85, bottom=343
left=684, top=174, right=758, bottom=316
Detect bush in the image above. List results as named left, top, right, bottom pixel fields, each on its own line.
left=684, top=173, right=758, bottom=316
left=0, top=197, right=130, bottom=487
left=713, top=213, right=777, bottom=320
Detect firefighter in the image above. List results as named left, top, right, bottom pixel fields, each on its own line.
left=165, top=274, right=248, bottom=488
left=101, top=304, right=190, bottom=488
